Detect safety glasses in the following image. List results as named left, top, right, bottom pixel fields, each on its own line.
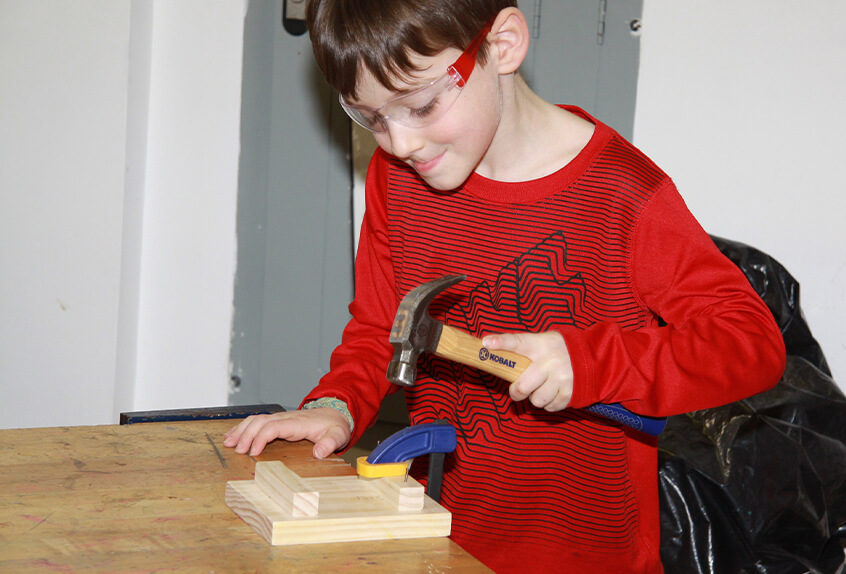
left=339, top=21, right=493, bottom=133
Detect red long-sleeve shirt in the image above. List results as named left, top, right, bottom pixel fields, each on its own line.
left=303, top=107, right=785, bottom=572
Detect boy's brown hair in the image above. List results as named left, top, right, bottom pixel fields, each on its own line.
left=306, top=0, right=517, bottom=100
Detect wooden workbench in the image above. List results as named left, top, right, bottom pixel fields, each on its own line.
left=0, top=419, right=490, bottom=573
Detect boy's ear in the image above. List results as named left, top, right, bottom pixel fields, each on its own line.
left=488, top=7, right=530, bottom=75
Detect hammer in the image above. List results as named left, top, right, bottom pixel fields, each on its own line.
left=386, top=274, right=667, bottom=436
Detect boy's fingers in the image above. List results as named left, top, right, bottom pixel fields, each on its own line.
left=229, top=416, right=263, bottom=453
left=528, top=382, right=560, bottom=410
left=508, top=368, right=543, bottom=401
left=248, top=417, right=307, bottom=456
left=248, top=436, right=270, bottom=457
left=511, top=378, right=570, bottom=411
left=484, top=331, right=567, bottom=355
left=233, top=415, right=284, bottom=455
left=312, top=436, right=337, bottom=459
left=544, top=391, right=570, bottom=412
left=508, top=381, right=527, bottom=401
left=508, top=357, right=573, bottom=410
left=483, top=332, right=523, bottom=353
left=223, top=417, right=252, bottom=445
left=312, top=425, right=349, bottom=459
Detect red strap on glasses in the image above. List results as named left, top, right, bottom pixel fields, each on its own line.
left=448, top=21, right=494, bottom=88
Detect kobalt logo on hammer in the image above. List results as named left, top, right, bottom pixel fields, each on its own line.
left=479, top=347, right=517, bottom=368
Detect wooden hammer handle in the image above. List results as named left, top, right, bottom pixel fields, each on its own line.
left=435, top=325, right=531, bottom=383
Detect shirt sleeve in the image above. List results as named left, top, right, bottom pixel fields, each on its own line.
left=299, top=149, right=400, bottom=447
left=563, top=180, right=786, bottom=417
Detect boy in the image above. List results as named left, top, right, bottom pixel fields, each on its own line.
left=225, top=1, right=786, bottom=571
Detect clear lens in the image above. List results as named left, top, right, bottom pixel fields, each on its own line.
left=339, top=70, right=463, bottom=133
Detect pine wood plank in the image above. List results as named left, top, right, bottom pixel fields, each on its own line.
left=255, top=461, right=320, bottom=517
left=226, top=462, right=451, bottom=545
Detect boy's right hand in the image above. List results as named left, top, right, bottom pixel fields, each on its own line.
left=223, top=407, right=351, bottom=459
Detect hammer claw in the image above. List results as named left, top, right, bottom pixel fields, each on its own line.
left=387, top=274, right=466, bottom=386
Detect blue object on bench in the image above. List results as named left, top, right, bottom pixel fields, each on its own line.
left=119, top=404, right=285, bottom=425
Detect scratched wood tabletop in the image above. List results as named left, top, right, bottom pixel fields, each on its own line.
left=0, top=419, right=490, bottom=573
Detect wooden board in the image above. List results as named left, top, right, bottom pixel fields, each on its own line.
left=226, top=461, right=452, bottom=545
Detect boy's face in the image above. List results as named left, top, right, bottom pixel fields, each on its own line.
left=350, top=47, right=502, bottom=191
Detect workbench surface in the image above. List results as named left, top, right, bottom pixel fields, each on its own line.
left=0, top=419, right=490, bottom=573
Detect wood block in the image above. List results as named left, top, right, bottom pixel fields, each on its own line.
left=363, top=475, right=424, bottom=511
left=254, top=461, right=319, bottom=517
left=225, top=462, right=451, bottom=545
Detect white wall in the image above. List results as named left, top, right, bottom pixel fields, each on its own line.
left=0, top=0, right=246, bottom=429
left=1, top=1, right=131, bottom=428
left=132, top=1, right=245, bottom=412
left=634, top=1, right=846, bottom=390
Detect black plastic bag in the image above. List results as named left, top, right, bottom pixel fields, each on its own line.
left=658, top=238, right=846, bottom=573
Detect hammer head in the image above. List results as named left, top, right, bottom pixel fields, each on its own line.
left=386, top=274, right=466, bottom=386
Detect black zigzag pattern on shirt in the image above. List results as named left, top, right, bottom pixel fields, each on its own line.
left=450, top=230, right=587, bottom=335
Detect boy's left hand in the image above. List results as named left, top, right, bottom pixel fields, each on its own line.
left=482, top=331, right=573, bottom=412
